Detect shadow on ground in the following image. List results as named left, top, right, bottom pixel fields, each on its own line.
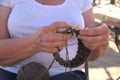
left=88, top=47, right=120, bottom=68
left=90, top=5, right=120, bottom=68
left=88, top=2, right=120, bottom=80
left=88, top=46, right=120, bottom=80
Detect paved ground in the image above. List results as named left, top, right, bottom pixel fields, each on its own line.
left=86, top=1, right=120, bottom=80
left=88, top=40, right=120, bottom=80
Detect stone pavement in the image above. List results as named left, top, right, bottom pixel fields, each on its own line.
left=86, top=1, right=120, bottom=80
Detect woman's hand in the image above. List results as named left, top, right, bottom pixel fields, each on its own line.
left=30, top=21, right=72, bottom=53
left=77, top=22, right=110, bottom=61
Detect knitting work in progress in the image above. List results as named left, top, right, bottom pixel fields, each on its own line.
left=16, top=26, right=90, bottom=80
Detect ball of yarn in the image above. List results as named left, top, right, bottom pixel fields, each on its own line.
left=16, top=62, right=50, bottom=80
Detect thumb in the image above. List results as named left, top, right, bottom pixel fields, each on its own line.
left=49, top=21, right=71, bottom=31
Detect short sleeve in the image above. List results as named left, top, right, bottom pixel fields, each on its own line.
left=82, top=0, right=93, bottom=13
left=0, top=0, right=13, bottom=8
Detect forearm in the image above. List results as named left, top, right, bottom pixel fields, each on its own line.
left=0, top=35, right=35, bottom=66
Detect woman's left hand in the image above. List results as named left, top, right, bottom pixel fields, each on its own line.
left=77, top=22, right=110, bottom=60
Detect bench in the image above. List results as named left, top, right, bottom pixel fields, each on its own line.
left=105, top=20, right=120, bottom=53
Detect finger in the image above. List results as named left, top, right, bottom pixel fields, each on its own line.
left=45, top=47, right=63, bottom=53
left=81, top=35, right=109, bottom=50
left=41, top=33, right=72, bottom=42
left=88, top=21, right=101, bottom=28
left=48, top=21, right=71, bottom=31
left=80, top=34, right=109, bottom=44
left=80, top=23, right=109, bottom=36
left=83, top=40, right=108, bottom=50
left=51, top=33, right=72, bottom=41
left=43, top=47, right=58, bottom=53
left=42, top=41, right=66, bottom=48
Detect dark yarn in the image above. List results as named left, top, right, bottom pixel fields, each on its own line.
left=15, top=27, right=90, bottom=80
left=53, top=39, right=90, bottom=68
left=15, top=62, right=50, bottom=80
left=53, top=28, right=91, bottom=68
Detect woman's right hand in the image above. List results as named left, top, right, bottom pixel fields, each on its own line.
left=30, top=21, right=72, bottom=53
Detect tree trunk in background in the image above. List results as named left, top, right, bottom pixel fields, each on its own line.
left=98, top=0, right=101, bottom=4
left=110, top=0, right=115, bottom=4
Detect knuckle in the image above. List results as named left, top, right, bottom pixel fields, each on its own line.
left=59, top=35, right=66, bottom=41
left=47, top=48, right=55, bottom=53
left=44, top=43, right=50, bottom=48
left=103, top=25, right=110, bottom=34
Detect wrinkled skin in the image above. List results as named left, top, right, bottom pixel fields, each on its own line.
left=78, top=22, right=110, bottom=60
left=31, top=21, right=72, bottom=53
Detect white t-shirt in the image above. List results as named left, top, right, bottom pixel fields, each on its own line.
left=0, top=0, right=93, bottom=76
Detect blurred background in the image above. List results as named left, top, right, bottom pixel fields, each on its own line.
left=85, top=0, right=120, bottom=80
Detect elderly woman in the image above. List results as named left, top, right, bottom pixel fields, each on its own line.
left=0, top=0, right=109, bottom=80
